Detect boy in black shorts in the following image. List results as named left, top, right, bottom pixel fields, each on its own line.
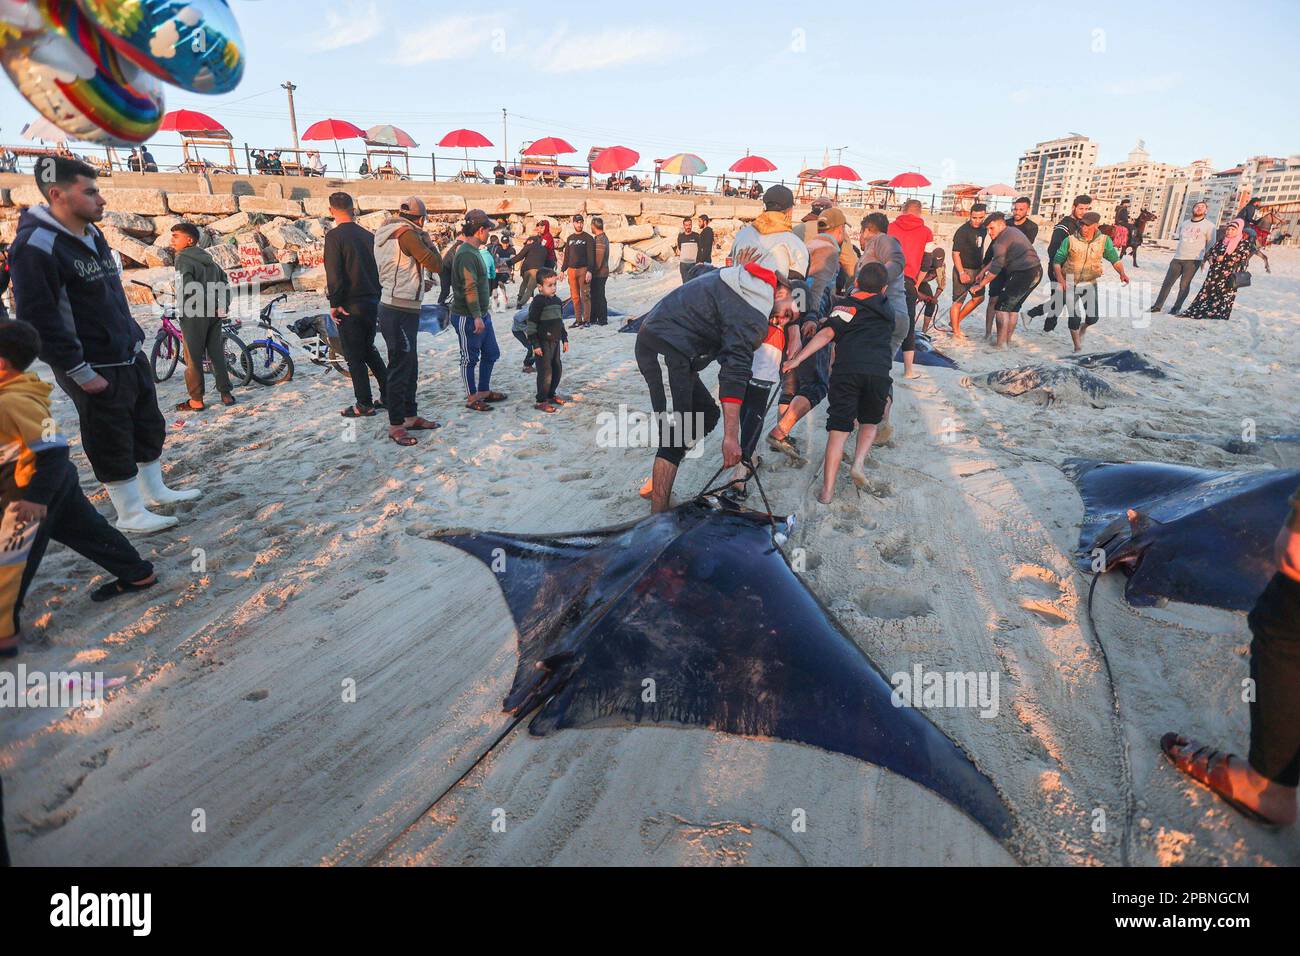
left=782, top=262, right=893, bottom=504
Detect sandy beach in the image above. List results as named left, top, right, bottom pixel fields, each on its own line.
left=1, top=241, right=1297, bottom=867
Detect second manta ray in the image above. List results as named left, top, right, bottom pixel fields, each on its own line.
left=435, top=497, right=1017, bottom=847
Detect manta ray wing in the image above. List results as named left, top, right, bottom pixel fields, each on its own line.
left=436, top=501, right=1017, bottom=843
left=1067, top=460, right=1300, bottom=611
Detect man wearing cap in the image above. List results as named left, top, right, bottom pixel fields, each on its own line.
left=561, top=214, right=593, bottom=328
left=373, top=196, right=443, bottom=446
left=730, top=185, right=809, bottom=289
left=1026, top=194, right=1090, bottom=332
left=696, top=215, right=715, bottom=268
left=1050, top=211, right=1129, bottom=352
left=451, top=209, right=506, bottom=413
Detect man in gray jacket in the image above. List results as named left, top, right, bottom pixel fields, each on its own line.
left=1150, top=201, right=1216, bottom=316
left=854, top=213, right=908, bottom=443
left=968, top=212, right=1042, bottom=348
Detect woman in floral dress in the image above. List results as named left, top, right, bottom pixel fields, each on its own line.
left=1183, top=219, right=1256, bottom=321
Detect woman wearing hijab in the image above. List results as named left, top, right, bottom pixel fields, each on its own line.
left=538, top=220, right=558, bottom=270
left=1182, top=219, right=1256, bottom=322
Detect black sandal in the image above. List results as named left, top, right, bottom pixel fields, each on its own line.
left=175, top=400, right=204, bottom=411
left=91, top=577, right=158, bottom=603
left=466, top=399, right=494, bottom=412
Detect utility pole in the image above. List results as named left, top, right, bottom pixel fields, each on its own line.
left=282, top=80, right=300, bottom=150
left=502, top=107, right=508, bottom=165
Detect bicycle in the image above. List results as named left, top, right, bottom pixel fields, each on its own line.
left=242, top=293, right=349, bottom=385
left=132, top=280, right=253, bottom=387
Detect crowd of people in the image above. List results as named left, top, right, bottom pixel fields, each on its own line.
left=0, top=155, right=1293, bottom=830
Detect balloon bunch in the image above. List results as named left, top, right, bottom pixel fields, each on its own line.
left=1, top=0, right=245, bottom=145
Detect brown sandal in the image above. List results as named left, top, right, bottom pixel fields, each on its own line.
left=406, top=417, right=441, bottom=431
left=175, top=400, right=204, bottom=411
left=483, top=391, right=509, bottom=403
left=389, top=428, right=417, bottom=447
left=466, top=399, right=494, bottom=412
left=1160, top=733, right=1278, bottom=826
left=534, top=402, right=557, bottom=413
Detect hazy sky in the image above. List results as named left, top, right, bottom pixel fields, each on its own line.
left=4, top=0, right=1298, bottom=186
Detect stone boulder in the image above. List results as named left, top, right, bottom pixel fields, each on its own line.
left=101, top=227, right=159, bottom=267
left=622, top=245, right=651, bottom=272
left=641, top=197, right=696, bottom=217
left=101, top=188, right=168, bottom=216
left=166, top=193, right=239, bottom=215
left=301, top=218, right=332, bottom=240
left=291, top=265, right=327, bottom=292
left=7, top=185, right=45, bottom=208
left=209, top=211, right=255, bottom=235
left=585, top=197, right=642, bottom=217
left=358, top=211, right=389, bottom=230
left=207, top=243, right=242, bottom=271
left=238, top=196, right=304, bottom=217
left=303, top=197, right=332, bottom=218
left=605, top=224, right=654, bottom=244
left=101, top=210, right=154, bottom=239
left=259, top=218, right=315, bottom=250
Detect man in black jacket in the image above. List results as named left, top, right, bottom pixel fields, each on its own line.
left=590, top=217, right=611, bottom=325
left=696, top=214, right=715, bottom=268
left=325, top=192, right=387, bottom=418
left=510, top=222, right=550, bottom=308
left=635, top=260, right=796, bottom=512
left=8, top=157, right=197, bottom=534
left=561, top=215, right=593, bottom=328
left=1026, top=194, right=1090, bottom=332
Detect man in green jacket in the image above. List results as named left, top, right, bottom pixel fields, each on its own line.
left=170, top=222, right=235, bottom=410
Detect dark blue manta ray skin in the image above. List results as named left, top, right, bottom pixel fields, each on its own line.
left=895, top=331, right=959, bottom=370
left=435, top=499, right=1017, bottom=844
left=1062, top=350, right=1166, bottom=378
left=1067, top=459, right=1300, bottom=611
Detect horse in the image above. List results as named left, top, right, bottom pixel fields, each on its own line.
left=1116, top=208, right=1157, bottom=266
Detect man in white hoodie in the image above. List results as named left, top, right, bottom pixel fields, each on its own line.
left=1150, top=201, right=1217, bottom=316
left=634, top=260, right=796, bottom=512
left=373, top=197, right=443, bottom=446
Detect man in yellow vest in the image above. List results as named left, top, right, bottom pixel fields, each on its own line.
left=1051, top=212, right=1129, bottom=353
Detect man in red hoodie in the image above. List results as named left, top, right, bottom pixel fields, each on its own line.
left=887, top=200, right=932, bottom=380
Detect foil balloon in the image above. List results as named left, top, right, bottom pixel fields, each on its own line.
left=0, top=0, right=164, bottom=144
left=74, top=0, right=244, bottom=94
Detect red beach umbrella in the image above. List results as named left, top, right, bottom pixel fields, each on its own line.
left=730, top=154, right=777, bottom=174
left=819, top=164, right=861, bottom=181
left=159, top=109, right=228, bottom=137
left=302, top=118, right=367, bottom=170
left=438, top=128, right=494, bottom=174
left=819, top=164, right=862, bottom=200
left=590, top=145, right=640, bottom=174
left=888, top=171, right=931, bottom=189
left=523, top=136, right=576, bottom=156
left=303, top=118, right=366, bottom=141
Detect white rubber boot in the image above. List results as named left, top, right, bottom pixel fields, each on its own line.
left=139, top=458, right=201, bottom=506
left=105, top=478, right=178, bottom=533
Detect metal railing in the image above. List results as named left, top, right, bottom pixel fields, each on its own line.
left=0, top=139, right=1016, bottom=214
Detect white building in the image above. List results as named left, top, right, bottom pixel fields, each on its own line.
left=1089, top=140, right=1189, bottom=239
left=1014, top=135, right=1098, bottom=221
